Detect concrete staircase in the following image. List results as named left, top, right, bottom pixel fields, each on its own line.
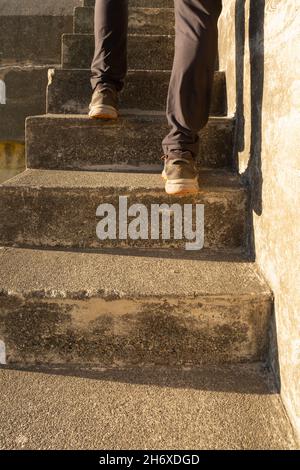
left=0, top=0, right=273, bottom=369
left=1, top=0, right=298, bottom=451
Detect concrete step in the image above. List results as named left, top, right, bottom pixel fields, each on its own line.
left=74, top=7, right=174, bottom=35
left=0, top=246, right=271, bottom=366
left=0, top=169, right=247, bottom=252
left=62, top=33, right=175, bottom=70
left=83, top=0, right=174, bottom=7
left=0, top=364, right=297, bottom=449
left=47, top=69, right=227, bottom=115
left=26, top=114, right=234, bottom=171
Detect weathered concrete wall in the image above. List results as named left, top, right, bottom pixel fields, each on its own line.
left=218, top=0, right=300, bottom=441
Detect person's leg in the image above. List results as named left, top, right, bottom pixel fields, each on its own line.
left=91, top=0, right=129, bottom=92
left=162, top=0, right=222, bottom=157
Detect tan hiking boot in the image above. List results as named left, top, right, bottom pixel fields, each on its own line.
left=89, top=85, right=119, bottom=119
left=162, top=151, right=199, bottom=195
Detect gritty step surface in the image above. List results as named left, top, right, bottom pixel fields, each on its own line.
left=74, top=7, right=175, bottom=35
left=0, top=169, right=247, bottom=252
left=46, top=68, right=227, bottom=115
left=0, top=246, right=269, bottom=298
left=0, top=364, right=297, bottom=449
left=26, top=114, right=234, bottom=170
left=62, top=33, right=175, bottom=70
left=0, top=246, right=271, bottom=366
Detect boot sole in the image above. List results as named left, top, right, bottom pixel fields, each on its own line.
left=162, top=175, right=199, bottom=196
left=89, top=104, right=118, bottom=120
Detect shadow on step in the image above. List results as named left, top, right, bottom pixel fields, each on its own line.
left=3, top=362, right=276, bottom=395
left=8, top=244, right=250, bottom=263
left=234, top=0, right=265, bottom=259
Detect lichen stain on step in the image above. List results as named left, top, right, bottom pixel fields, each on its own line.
left=0, top=294, right=270, bottom=366
left=0, top=141, right=25, bottom=183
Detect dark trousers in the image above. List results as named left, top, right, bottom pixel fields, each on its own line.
left=91, top=0, right=222, bottom=157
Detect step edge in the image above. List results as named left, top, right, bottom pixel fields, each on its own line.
left=62, top=32, right=175, bottom=39
left=26, top=112, right=234, bottom=121
left=0, top=247, right=273, bottom=300
left=0, top=169, right=245, bottom=193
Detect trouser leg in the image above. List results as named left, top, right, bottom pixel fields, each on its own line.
left=162, top=0, right=222, bottom=157
left=91, top=0, right=129, bottom=92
